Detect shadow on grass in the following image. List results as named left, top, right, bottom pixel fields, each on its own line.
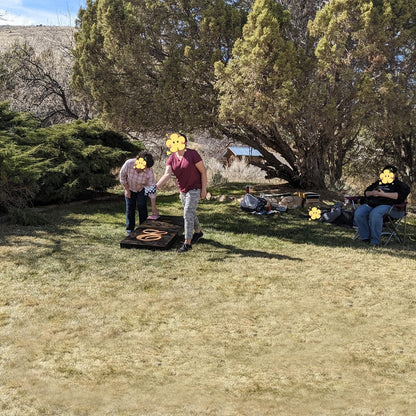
left=197, top=202, right=416, bottom=259
left=1, top=193, right=415, bottom=261
left=200, top=238, right=303, bottom=262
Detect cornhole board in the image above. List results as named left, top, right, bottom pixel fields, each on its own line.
left=120, top=217, right=183, bottom=250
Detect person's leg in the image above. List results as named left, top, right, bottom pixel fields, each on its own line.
left=368, top=205, right=392, bottom=245
left=125, top=191, right=137, bottom=232
left=136, top=189, right=148, bottom=224
left=353, top=204, right=372, bottom=241
left=180, top=189, right=201, bottom=244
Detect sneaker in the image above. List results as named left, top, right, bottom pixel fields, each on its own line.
left=177, top=243, right=192, bottom=253
left=127, top=230, right=132, bottom=235
left=191, top=231, right=204, bottom=244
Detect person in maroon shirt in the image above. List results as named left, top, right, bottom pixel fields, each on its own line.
left=157, top=133, right=207, bottom=252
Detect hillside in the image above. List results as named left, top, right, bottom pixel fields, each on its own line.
left=0, top=25, right=74, bottom=53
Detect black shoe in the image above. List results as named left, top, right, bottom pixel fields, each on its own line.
left=177, top=243, right=192, bottom=253
left=191, top=231, right=204, bottom=244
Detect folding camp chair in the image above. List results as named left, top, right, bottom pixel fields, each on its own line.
left=381, top=203, right=407, bottom=246
left=345, top=196, right=408, bottom=246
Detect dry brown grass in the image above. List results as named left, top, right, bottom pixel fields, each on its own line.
left=0, top=25, right=74, bottom=54
left=1, top=191, right=416, bottom=415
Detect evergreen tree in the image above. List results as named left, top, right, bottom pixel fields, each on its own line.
left=1, top=102, right=143, bottom=207
left=215, top=0, right=358, bottom=188
left=310, top=0, right=416, bottom=187
left=72, top=0, right=247, bottom=132
left=0, top=102, right=46, bottom=211
left=25, top=120, right=143, bottom=204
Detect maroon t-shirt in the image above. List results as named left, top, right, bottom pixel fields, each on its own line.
left=167, top=149, right=202, bottom=193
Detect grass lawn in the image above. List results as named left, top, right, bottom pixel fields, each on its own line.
left=1, top=185, right=416, bottom=415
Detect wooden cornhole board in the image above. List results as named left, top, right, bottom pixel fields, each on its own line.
left=120, top=216, right=183, bottom=250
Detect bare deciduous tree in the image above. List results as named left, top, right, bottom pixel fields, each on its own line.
left=0, top=35, right=93, bottom=126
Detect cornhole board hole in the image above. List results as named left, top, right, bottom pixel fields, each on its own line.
left=120, top=217, right=183, bottom=250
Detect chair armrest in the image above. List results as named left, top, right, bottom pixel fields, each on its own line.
left=392, top=202, right=407, bottom=212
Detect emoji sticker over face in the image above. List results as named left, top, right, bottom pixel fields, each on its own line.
left=309, top=206, right=322, bottom=221
left=379, top=169, right=395, bottom=184
left=134, top=158, right=147, bottom=170
left=166, top=133, right=186, bottom=155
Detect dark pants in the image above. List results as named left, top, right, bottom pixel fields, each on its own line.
left=125, top=189, right=148, bottom=232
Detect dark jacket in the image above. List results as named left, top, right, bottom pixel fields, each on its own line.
left=364, top=179, right=410, bottom=207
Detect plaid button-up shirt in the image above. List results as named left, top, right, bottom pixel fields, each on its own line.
left=119, top=158, right=156, bottom=193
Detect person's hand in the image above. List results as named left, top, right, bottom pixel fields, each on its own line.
left=125, top=189, right=131, bottom=199
left=200, top=189, right=207, bottom=199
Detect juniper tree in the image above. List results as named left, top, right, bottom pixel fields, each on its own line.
left=310, top=0, right=416, bottom=187
left=215, top=0, right=361, bottom=188
left=72, top=0, right=247, bottom=133
left=0, top=102, right=46, bottom=211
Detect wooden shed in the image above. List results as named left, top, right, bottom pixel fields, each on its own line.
left=222, top=146, right=263, bottom=167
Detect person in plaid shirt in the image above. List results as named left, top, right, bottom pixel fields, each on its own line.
left=119, top=151, right=159, bottom=234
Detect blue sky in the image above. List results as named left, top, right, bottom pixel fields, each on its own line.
left=0, top=0, right=87, bottom=26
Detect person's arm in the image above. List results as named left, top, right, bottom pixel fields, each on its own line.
left=156, top=165, right=173, bottom=189
left=119, top=161, right=131, bottom=198
left=195, top=160, right=207, bottom=199
left=150, top=195, right=159, bottom=216
left=364, top=181, right=398, bottom=200
left=367, top=188, right=398, bottom=200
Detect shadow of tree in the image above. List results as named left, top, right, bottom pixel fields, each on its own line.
left=199, top=238, right=303, bottom=262
left=196, top=201, right=416, bottom=259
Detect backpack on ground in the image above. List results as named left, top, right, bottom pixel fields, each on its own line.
left=240, top=193, right=267, bottom=213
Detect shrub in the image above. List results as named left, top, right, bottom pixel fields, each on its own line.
left=0, top=102, right=144, bottom=207
left=29, top=120, right=144, bottom=204
left=0, top=103, right=47, bottom=212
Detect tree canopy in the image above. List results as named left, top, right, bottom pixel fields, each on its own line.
left=72, top=0, right=248, bottom=133
left=72, top=0, right=416, bottom=189
left=310, top=0, right=416, bottom=186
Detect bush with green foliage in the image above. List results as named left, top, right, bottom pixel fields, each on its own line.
left=0, top=102, right=143, bottom=209
left=28, top=120, right=143, bottom=204
left=0, top=103, right=47, bottom=212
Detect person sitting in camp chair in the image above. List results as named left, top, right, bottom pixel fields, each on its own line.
left=354, top=165, right=410, bottom=246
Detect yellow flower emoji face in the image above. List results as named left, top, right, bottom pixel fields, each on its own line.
left=379, top=169, right=395, bottom=184
left=134, top=158, right=147, bottom=170
left=166, top=133, right=186, bottom=155
left=309, top=206, right=322, bottom=221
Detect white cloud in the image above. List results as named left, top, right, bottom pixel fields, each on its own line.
left=1, top=10, right=36, bottom=25
left=0, top=2, right=80, bottom=26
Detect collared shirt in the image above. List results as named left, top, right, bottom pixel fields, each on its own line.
left=119, top=158, right=156, bottom=192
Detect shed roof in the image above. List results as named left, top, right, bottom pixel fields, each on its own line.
left=227, top=146, right=263, bottom=157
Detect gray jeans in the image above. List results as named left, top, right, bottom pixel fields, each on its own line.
left=180, top=189, right=201, bottom=240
